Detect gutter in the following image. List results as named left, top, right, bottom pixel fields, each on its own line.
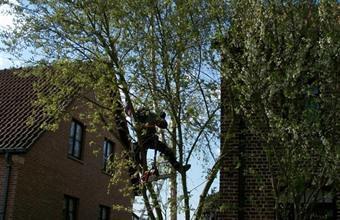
left=0, top=149, right=25, bottom=154
left=0, top=153, right=12, bottom=220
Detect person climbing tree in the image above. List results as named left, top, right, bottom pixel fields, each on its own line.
left=127, top=106, right=191, bottom=174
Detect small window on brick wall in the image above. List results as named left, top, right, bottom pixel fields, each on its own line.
left=63, top=195, right=79, bottom=220
left=310, top=190, right=336, bottom=220
left=68, top=120, right=84, bottom=159
left=288, top=189, right=337, bottom=219
left=99, top=205, right=110, bottom=220
left=103, top=139, right=114, bottom=171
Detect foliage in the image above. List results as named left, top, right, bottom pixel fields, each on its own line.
left=3, top=0, right=337, bottom=219
left=0, top=1, right=224, bottom=219
left=201, top=191, right=220, bottom=213
left=219, top=0, right=339, bottom=219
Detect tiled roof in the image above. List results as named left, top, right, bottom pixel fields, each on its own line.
left=0, top=69, right=48, bottom=152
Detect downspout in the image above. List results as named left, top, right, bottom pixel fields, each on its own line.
left=0, top=153, right=12, bottom=220
left=238, top=119, right=245, bottom=220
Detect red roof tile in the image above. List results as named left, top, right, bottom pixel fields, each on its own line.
left=0, top=69, right=48, bottom=152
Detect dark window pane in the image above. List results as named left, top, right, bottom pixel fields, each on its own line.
left=103, top=140, right=114, bottom=169
left=103, top=142, right=107, bottom=158
left=107, top=142, right=112, bottom=156
left=311, top=203, right=335, bottom=219
left=69, top=199, right=74, bottom=211
left=68, top=120, right=83, bottom=159
left=69, top=121, right=76, bottom=155
left=75, top=124, right=82, bottom=141
left=69, top=121, right=75, bottom=138
left=74, top=141, right=81, bottom=158
left=64, top=195, right=78, bottom=220
left=99, top=206, right=110, bottom=220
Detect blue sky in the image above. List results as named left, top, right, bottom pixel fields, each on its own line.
left=0, top=1, right=18, bottom=69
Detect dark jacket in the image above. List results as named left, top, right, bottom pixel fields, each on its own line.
left=135, top=109, right=167, bottom=137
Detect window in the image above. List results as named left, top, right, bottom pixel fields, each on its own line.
left=99, top=205, right=110, bottom=220
left=287, top=189, right=337, bottom=220
left=103, top=139, right=114, bottom=170
left=311, top=202, right=336, bottom=220
left=63, top=195, right=78, bottom=220
left=311, top=190, right=336, bottom=220
left=68, top=120, right=84, bottom=159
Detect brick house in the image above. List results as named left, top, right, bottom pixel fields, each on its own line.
left=0, top=69, right=132, bottom=220
left=219, top=82, right=339, bottom=219
left=219, top=104, right=275, bottom=219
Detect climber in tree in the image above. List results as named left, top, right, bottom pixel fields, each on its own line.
left=126, top=106, right=191, bottom=174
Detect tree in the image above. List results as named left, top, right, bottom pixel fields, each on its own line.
left=218, top=0, right=339, bottom=219
left=1, top=1, right=227, bottom=219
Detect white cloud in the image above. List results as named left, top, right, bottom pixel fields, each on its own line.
left=0, top=56, right=12, bottom=69
left=0, top=14, right=14, bottom=28
left=0, top=1, right=17, bottom=29
left=0, top=52, right=22, bottom=69
left=0, top=54, right=24, bottom=69
left=0, top=1, right=21, bottom=69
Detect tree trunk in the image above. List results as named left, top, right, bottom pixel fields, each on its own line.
left=170, top=124, right=178, bottom=220
left=170, top=168, right=177, bottom=220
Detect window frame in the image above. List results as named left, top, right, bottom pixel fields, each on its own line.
left=99, top=205, right=110, bottom=220
left=63, top=195, right=79, bottom=220
left=68, top=119, right=84, bottom=160
left=311, top=190, right=337, bottom=220
left=103, top=139, right=114, bottom=170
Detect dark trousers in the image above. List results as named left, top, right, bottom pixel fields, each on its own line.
left=140, top=135, right=181, bottom=170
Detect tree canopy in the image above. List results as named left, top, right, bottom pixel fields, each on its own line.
left=0, top=0, right=227, bottom=219
left=220, top=1, right=339, bottom=218
left=1, top=0, right=339, bottom=219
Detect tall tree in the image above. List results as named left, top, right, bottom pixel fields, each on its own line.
left=218, top=0, right=339, bottom=219
left=1, top=0, right=224, bottom=219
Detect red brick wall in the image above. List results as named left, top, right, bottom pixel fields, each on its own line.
left=0, top=157, right=5, bottom=213
left=1, top=102, right=131, bottom=220
left=0, top=155, right=22, bottom=220
left=219, top=124, right=275, bottom=219
left=337, top=192, right=340, bottom=220
left=14, top=116, right=130, bottom=220
left=240, top=131, right=275, bottom=219
left=12, top=116, right=130, bottom=220
left=219, top=82, right=275, bottom=219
